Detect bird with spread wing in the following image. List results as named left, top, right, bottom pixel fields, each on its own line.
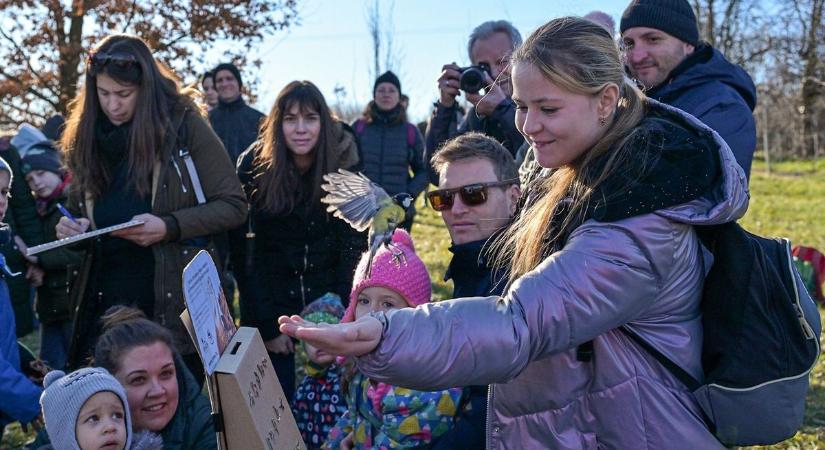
left=321, top=169, right=413, bottom=277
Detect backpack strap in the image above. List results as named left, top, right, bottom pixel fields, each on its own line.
left=354, top=119, right=366, bottom=136
left=175, top=119, right=207, bottom=205
left=619, top=327, right=702, bottom=391
left=406, top=122, right=416, bottom=147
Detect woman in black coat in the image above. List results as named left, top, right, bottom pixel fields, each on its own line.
left=232, top=80, right=364, bottom=400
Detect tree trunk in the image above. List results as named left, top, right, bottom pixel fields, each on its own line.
left=800, top=0, right=824, bottom=157
left=56, top=3, right=86, bottom=115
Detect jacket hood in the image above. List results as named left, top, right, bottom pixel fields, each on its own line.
left=580, top=99, right=748, bottom=228
left=649, top=44, right=757, bottom=111
left=174, top=353, right=202, bottom=406
left=10, top=123, right=53, bottom=158
left=651, top=100, right=749, bottom=225
left=333, top=121, right=360, bottom=170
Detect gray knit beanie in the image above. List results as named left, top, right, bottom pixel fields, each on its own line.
left=620, top=0, right=699, bottom=46
left=40, top=368, right=133, bottom=450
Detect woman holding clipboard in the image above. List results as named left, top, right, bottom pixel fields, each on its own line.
left=55, top=34, right=247, bottom=375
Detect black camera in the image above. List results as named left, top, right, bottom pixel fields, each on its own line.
left=458, top=63, right=491, bottom=94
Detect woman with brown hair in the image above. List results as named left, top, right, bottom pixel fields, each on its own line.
left=28, top=305, right=217, bottom=450
left=55, top=34, right=247, bottom=376
left=232, top=80, right=363, bottom=401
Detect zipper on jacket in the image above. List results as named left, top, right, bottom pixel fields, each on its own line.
left=157, top=249, right=166, bottom=326
left=785, top=239, right=816, bottom=340
left=486, top=383, right=494, bottom=450
left=379, top=126, right=386, bottom=186
left=299, top=244, right=309, bottom=308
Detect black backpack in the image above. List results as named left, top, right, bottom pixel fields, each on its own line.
left=623, top=221, right=821, bottom=446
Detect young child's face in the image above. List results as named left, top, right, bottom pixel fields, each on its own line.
left=305, top=342, right=335, bottom=366
left=0, top=171, right=10, bottom=221
left=354, top=286, right=409, bottom=320
left=75, top=391, right=127, bottom=450
left=25, top=169, right=62, bottom=199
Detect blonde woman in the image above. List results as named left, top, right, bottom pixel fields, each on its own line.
left=280, top=17, right=747, bottom=448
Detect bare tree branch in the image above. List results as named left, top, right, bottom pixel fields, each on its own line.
left=0, top=28, right=59, bottom=99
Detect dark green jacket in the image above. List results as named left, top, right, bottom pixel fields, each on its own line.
left=66, top=103, right=248, bottom=366
left=0, top=139, right=45, bottom=336
left=34, top=188, right=84, bottom=324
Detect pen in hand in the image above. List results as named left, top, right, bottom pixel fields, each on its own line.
left=56, top=202, right=79, bottom=224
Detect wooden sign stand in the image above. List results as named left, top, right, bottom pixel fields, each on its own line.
left=180, top=251, right=304, bottom=449
left=209, top=326, right=305, bottom=450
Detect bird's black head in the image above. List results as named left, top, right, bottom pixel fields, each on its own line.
left=393, top=193, right=413, bottom=210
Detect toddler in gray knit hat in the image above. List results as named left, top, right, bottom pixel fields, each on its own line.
left=39, top=367, right=162, bottom=450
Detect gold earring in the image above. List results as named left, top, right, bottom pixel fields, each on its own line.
left=599, top=117, right=607, bottom=126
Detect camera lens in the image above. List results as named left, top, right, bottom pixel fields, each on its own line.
left=460, top=67, right=485, bottom=94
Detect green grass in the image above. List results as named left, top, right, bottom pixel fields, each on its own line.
left=3, top=158, right=823, bottom=449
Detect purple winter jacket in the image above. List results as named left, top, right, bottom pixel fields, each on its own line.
left=356, top=104, right=750, bottom=449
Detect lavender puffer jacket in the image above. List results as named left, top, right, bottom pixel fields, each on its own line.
left=356, top=104, right=750, bottom=449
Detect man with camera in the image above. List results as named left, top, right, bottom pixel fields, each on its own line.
left=425, top=20, right=525, bottom=184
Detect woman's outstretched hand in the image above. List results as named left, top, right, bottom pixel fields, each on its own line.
left=278, top=315, right=382, bottom=357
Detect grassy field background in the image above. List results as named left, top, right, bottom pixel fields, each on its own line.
left=2, top=157, right=823, bottom=449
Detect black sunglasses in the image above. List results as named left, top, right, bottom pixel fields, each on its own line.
left=87, top=51, right=139, bottom=72
left=427, top=179, right=517, bottom=211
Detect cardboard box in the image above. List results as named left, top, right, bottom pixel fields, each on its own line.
left=214, top=326, right=305, bottom=450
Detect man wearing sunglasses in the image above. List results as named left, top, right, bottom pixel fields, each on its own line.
left=427, top=132, right=520, bottom=450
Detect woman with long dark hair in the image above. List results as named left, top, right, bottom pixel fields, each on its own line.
left=232, top=80, right=363, bottom=401
left=56, top=34, right=247, bottom=375
left=280, top=17, right=749, bottom=448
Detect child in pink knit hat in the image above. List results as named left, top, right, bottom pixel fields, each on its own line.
left=324, top=229, right=465, bottom=449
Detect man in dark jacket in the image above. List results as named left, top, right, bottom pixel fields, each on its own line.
left=208, top=63, right=265, bottom=165
left=621, top=0, right=757, bottom=178
left=425, top=20, right=525, bottom=184
left=426, top=132, right=520, bottom=450
left=207, top=63, right=264, bottom=309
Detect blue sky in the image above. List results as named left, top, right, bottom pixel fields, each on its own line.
left=223, top=0, right=630, bottom=122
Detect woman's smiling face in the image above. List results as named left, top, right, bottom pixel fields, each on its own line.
left=512, top=62, right=607, bottom=169
left=114, top=341, right=179, bottom=432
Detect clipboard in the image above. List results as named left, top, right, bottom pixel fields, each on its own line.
left=26, top=219, right=145, bottom=256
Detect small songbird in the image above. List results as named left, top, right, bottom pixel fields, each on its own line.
left=321, top=169, right=413, bottom=277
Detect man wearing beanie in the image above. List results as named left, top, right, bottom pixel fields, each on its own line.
left=208, top=62, right=265, bottom=165
left=621, top=0, right=757, bottom=178
left=207, top=62, right=264, bottom=315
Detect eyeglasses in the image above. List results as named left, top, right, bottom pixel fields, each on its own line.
left=427, top=179, right=517, bottom=211
left=87, top=51, right=138, bottom=72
